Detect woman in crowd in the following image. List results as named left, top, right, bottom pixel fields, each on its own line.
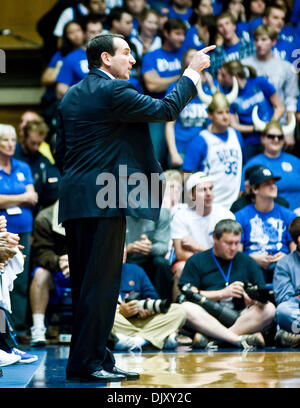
left=241, top=111, right=300, bottom=213
left=217, top=59, right=285, bottom=158
left=0, top=124, right=38, bottom=337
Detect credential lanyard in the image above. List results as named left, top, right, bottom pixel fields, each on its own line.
left=211, top=248, right=232, bottom=287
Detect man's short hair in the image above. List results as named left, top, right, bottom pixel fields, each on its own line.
left=86, top=33, right=124, bottom=69
left=289, top=217, right=300, bottom=244
left=254, top=24, right=278, bottom=41
left=106, top=6, right=130, bottom=29
left=163, top=18, right=187, bottom=34
left=23, top=120, right=49, bottom=138
left=264, top=5, right=286, bottom=19
left=216, top=11, right=236, bottom=25
left=213, top=219, right=242, bottom=239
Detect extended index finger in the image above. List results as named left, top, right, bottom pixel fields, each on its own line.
left=200, top=45, right=216, bottom=54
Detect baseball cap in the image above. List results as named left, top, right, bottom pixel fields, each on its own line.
left=249, top=166, right=281, bottom=186
left=186, top=172, right=212, bottom=192
left=245, top=165, right=265, bottom=183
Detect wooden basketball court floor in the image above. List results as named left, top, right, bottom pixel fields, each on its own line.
left=24, top=345, right=300, bottom=389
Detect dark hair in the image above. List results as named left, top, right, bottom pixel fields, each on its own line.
left=106, top=6, right=131, bottom=29
left=289, top=217, right=300, bottom=244
left=213, top=219, right=242, bottom=239
left=86, top=34, right=124, bottom=69
left=82, top=13, right=105, bottom=30
left=216, top=11, right=236, bottom=24
left=163, top=18, right=187, bottom=34
left=61, top=20, right=84, bottom=57
left=264, top=4, right=287, bottom=19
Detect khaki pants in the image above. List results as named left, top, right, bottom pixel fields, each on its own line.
left=112, top=304, right=186, bottom=349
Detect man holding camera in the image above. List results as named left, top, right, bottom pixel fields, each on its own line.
left=111, top=249, right=187, bottom=351
left=178, top=219, right=276, bottom=348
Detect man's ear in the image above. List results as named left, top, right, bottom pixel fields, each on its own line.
left=100, top=51, right=111, bottom=67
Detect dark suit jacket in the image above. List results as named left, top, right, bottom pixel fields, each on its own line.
left=55, top=68, right=196, bottom=223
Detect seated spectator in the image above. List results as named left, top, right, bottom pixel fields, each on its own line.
left=130, top=8, right=162, bottom=58
left=273, top=216, right=300, bottom=348
left=111, top=249, right=187, bottom=351
left=14, top=120, right=60, bottom=215
left=217, top=59, right=284, bottom=159
left=165, top=48, right=218, bottom=168
left=208, top=11, right=256, bottom=77
left=0, top=215, right=38, bottom=367
left=242, top=25, right=299, bottom=152
left=171, top=172, right=235, bottom=299
left=125, top=208, right=173, bottom=301
left=184, top=11, right=217, bottom=50
left=0, top=125, right=38, bottom=337
left=241, top=113, right=300, bottom=213
left=230, top=164, right=289, bottom=213
left=40, top=20, right=86, bottom=127
left=29, top=201, right=69, bottom=346
left=236, top=0, right=266, bottom=40
left=235, top=165, right=297, bottom=283
left=183, top=78, right=247, bottom=209
left=178, top=219, right=276, bottom=348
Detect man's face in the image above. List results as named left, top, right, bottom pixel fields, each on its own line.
left=253, top=179, right=278, bottom=200
left=108, top=37, right=136, bottom=80
left=192, top=180, right=213, bottom=214
left=264, top=8, right=285, bottom=33
left=254, top=34, right=275, bottom=58
left=217, top=17, right=236, bottom=41
left=88, top=0, right=106, bottom=14
left=214, top=232, right=241, bottom=260
left=86, top=22, right=103, bottom=42
left=164, top=28, right=186, bottom=50
left=114, top=12, right=133, bottom=37
left=209, top=107, right=231, bottom=128
left=125, top=0, right=146, bottom=15
left=24, top=131, right=45, bottom=155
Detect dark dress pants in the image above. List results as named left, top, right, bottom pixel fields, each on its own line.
left=64, top=216, right=126, bottom=374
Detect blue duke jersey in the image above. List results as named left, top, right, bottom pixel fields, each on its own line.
left=183, top=127, right=245, bottom=209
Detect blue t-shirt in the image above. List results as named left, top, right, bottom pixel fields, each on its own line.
left=297, top=94, right=300, bottom=112
left=183, top=26, right=205, bottom=50
left=230, top=76, right=276, bottom=145
left=273, top=38, right=296, bottom=64
left=0, top=158, right=34, bottom=233
left=141, top=46, right=185, bottom=98
left=240, top=152, right=300, bottom=211
left=223, top=41, right=243, bottom=61
left=119, top=263, right=159, bottom=301
left=235, top=203, right=296, bottom=256
left=291, top=1, right=300, bottom=25
left=168, top=6, right=193, bottom=26
left=56, top=48, right=88, bottom=86
left=166, top=77, right=219, bottom=153
left=182, top=129, right=247, bottom=171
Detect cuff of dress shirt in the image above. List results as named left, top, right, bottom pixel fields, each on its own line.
left=183, top=68, right=200, bottom=86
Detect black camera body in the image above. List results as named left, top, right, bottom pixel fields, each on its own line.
left=125, top=291, right=171, bottom=315
left=243, top=282, right=273, bottom=304
left=180, top=283, right=239, bottom=327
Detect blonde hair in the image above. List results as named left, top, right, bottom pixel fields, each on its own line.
left=254, top=24, right=278, bottom=41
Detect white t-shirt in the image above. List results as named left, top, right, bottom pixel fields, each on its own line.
left=171, top=203, right=235, bottom=249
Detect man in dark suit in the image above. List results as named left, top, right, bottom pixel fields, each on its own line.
left=55, top=33, right=215, bottom=382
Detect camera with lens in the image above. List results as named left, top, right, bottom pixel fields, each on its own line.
left=179, top=283, right=239, bottom=327
left=125, top=291, right=171, bottom=316
left=243, top=282, right=273, bottom=304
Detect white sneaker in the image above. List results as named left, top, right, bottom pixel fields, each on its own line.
left=114, top=333, right=142, bottom=352
left=30, top=326, right=46, bottom=347
left=0, top=349, right=21, bottom=367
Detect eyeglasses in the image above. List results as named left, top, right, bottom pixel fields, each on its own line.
left=265, top=133, right=284, bottom=141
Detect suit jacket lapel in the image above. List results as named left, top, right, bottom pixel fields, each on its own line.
left=88, top=68, right=112, bottom=80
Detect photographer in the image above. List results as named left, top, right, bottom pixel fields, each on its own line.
left=178, top=219, right=276, bottom=348
left=273, top=217, right=300, bottom=348
left=111, top=249, right=187, bottom=351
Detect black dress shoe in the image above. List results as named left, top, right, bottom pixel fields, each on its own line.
left=108, top=366, right=140, bottom=380
left=66, top=369, right=126, bottom=382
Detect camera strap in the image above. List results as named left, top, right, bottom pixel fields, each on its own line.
left=211, top=249, right=233, bottom=287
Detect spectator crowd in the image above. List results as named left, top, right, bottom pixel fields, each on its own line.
left=1, top=0, right=300, bottom=373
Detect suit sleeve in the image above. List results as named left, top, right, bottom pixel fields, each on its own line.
left=111, top=75, right=197, bottom=123
left=54, top=109, right=66, bottom=174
